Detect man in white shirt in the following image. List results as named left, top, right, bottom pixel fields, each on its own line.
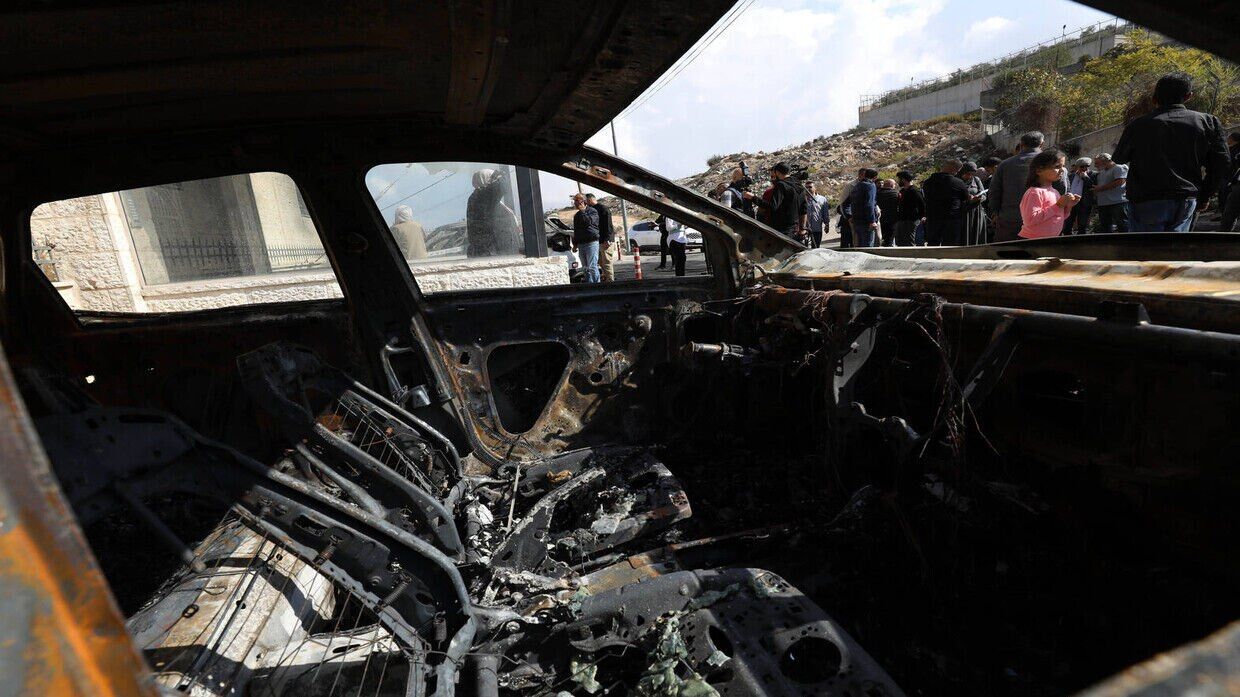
left=665, top=218, right=688, bottom=276
left=803, top=181, right=828, bottom=248
left=1092, top=153, right=1129, bottom=233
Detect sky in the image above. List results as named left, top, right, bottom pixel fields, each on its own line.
left=538, top=0, right=1119, bottom=209
left=366, top=0, right=1119, bottom=228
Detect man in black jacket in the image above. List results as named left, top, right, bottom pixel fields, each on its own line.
left=1218, top=133, right=1240, bottom=232
left=922, top=160, right=971, bottom=246
left=894, top=171, right=926, bottom=246
left=745, top=162, right=806, bottom=238
left=1113, top=72, right=1230, bottom=232
left=1063, top=158, right=1096, bottom=235
left=876, top=179, right=900, bottom=247
left=571, top=193, right=600, bottom=283
left=585, top=194, right=614, bottom=282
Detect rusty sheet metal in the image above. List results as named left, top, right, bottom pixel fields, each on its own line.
left=0, top=346, right=154, bottom=695
left=581, top=525, right=792, bottom=594
left=1075, top=619, right=1240, bottom=696
left=769, top=249, right=1240, bottom=333
left=417, top=283, right=712, bottom=463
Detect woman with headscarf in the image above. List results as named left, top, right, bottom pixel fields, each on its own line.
left=960, top=162, right=988, bottom=245
left=466, top=168, right=521, bottom=258
left=390, top=205, right=428, bottom=260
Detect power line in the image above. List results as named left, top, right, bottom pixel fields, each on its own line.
left=615, top=0, right=753, bottom=121
left=371, top=163, right=415, bottom=204
left=378, top=171, right=458, bottom=212
left=615, top=0, right=757, bottom=122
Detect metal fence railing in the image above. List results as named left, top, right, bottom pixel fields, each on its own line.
left=860, top=18, right=1133, bottom=111
left=268, top=244, right=330, bottom=270
left=145, top=240, right=330, bottom=282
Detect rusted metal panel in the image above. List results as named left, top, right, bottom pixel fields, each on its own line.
left=1075, top=620, right=1240, bottom=696
left=770, top=249, right=1240, bottom=333
left=0, top=343, right=154, bottom=696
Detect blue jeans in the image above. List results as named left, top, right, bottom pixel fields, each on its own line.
left=577, top=241, right=600, bottom=283
left=914, top=220, right=926, bottom=246
left=1127, top=198, right=1197, bottom=232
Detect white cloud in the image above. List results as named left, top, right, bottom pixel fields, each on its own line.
left=966, top=16, right=1014, bottom=42
left=535, top=0, right=1115, bottom=211
left=597, top=0, right=950, bottom=179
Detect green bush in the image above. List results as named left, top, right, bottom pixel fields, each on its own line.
left=997, top=31, right=1240, bottom=140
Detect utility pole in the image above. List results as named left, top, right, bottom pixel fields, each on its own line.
left=610, top=120, right=630, bottom=254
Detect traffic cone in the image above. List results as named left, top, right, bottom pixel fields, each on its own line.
left=633, top=245, right=642, bottom=280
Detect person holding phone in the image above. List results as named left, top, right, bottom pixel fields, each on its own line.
left=1019, top=149, right=1078, bottom=239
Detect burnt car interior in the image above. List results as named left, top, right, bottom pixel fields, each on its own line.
left=1, top=2, right=1238, bottom=697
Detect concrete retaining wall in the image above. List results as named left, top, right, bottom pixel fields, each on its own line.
left=861, top=75, right=994, bottom=129
left=861, top=29, right=1125, bottom=129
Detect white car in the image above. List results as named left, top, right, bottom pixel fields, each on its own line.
left=625, top=220, right=703, bottom=253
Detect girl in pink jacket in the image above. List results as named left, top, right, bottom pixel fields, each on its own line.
left=1019, top=149, right=1080, bottom=239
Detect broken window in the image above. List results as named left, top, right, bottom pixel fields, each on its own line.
left=30, top=172, right=342, bottom=314
left=366, top=162, right=709, bottom=293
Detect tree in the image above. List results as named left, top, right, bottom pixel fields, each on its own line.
left=1058, top=30, right=1240, bottom=138
left=993, top=68, right=1070, bottom=136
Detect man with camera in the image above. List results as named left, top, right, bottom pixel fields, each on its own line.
left=804, top=181, right=828, bottom=248
left=744, top=162, right=807, bottom=240
left=721, top=165, right=756, bottom=218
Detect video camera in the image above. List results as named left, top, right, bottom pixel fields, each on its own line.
left=736, top=160, right=754, bottom=190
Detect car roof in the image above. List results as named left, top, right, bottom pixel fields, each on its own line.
left=0, top=1, right=733, bottom=157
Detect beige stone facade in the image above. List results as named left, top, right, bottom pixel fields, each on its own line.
left=32, top=173, right=569, bottom=314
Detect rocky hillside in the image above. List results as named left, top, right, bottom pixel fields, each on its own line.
left=561, top=114, right=997, bottom=225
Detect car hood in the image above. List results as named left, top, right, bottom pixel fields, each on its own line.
left=767, top=243, right=1240, bottom=332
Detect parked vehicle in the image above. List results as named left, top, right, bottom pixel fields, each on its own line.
left=544, top=215, right=583, bottom=282
left=626, top=219, right=704, bottom=253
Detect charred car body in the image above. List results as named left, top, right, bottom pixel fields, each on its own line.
left=0, top=2, right=1237, bottom=697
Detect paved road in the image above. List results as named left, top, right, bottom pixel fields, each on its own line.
left=588, top=226, right=849, bottom=283
left=611, top=247, right=710, bottom=281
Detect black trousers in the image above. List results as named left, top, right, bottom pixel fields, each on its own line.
left=893, top=220, right=917, bottom=246
left=838, top=216, right=852, bottom=248
left=1221, top=188, right=1240, bottom=232
left=658, top=229, right=669, bottom=266
left=1063, top=201, right=1093, bottom=234
left=925, top=217, right=963, bottom=246
left=879, top=219, right=896, bottom=247
left=1094, top=203, right=1129, bottom=233
left=669, top=240, right=687, bottom=276
left=810, top=223, right=824, bottom=248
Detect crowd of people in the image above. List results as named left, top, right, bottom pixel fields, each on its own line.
left=401, top=72, right=1239, bottom=285
left=706, top=71, right=1238, bottom=248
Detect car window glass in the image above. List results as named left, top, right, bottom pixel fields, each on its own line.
left=31, top=172, right=342, bottom=314
left=366, top=162, right=711, bottom=293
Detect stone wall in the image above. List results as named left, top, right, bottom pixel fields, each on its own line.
left=33, top=193, right=570, bottom=314
left=31, top=192, right=145, bottom=312
left=138, top=270, right=343, bottom=312
left=111, top=256, right=570, bottom=313
left=412, top=256, right=569, bottom=294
